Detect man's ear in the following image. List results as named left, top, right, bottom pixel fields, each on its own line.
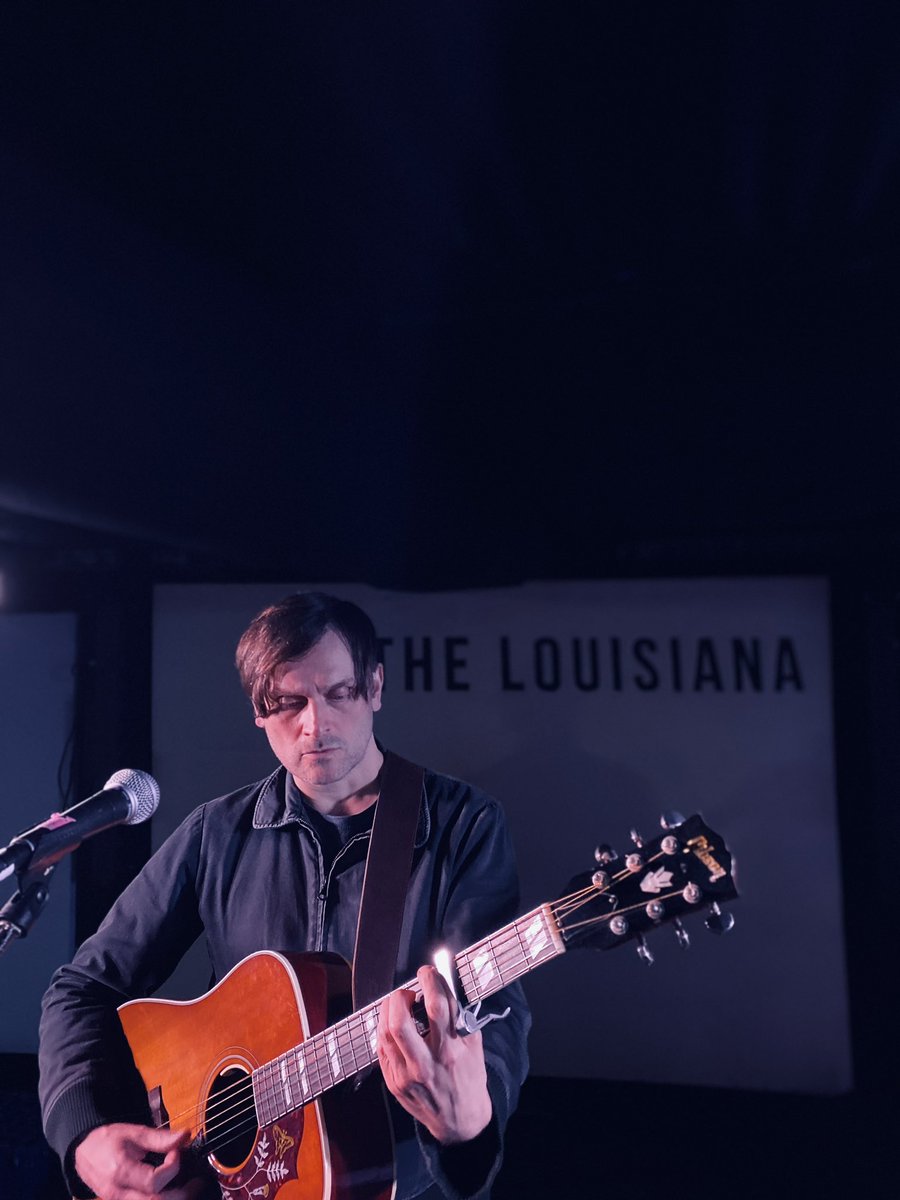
left=370, top=663, right=384, bottom=712
left=254, top=714, right=266, bottom=728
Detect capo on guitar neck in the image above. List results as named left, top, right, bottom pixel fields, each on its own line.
left=432, top=947, right=511, bottom=1038
left=456, top=998, right=511, bottom=1037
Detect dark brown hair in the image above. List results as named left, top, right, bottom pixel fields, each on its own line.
left=235, top=592, right=380, bottom=717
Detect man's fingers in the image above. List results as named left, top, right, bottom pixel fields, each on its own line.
left=375, top=974, right=493, bottom=1143
left=75, top=1123, right=191, bottom=1200
left=129, top=1125, right=190, bottom=1153
left=417, top=965, right=455, bottom=1043
left=146, top=1146, right=183, bottom=1192
left=123, top=1126, right=189, bottom=1192
left=380, top=988, right=417, bottom=1051
left=378, top=987, right=429, bottom=1084
left=379, top=970, right=457, bottom=1071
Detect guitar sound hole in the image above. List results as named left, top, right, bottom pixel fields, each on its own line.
left=206, top=1065, right=257, bottom=1169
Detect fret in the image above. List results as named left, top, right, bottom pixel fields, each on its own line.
left=341, top=1015, right=359, bottom=1075
left=269, top=1061, right=282, bottom=1120
left=516, top=907, right=564, bottom=975
left=294, top=1045, right=311, bottom=1102
left=346, top=1012, right=370, bottom=1072
left=326, top=1027, right=343, bottom=1084
left=253, top=1062, right=275, bottom=1127
left=307, top=1036, right=329, bottom=1099
left=457, top=952, right=478, bottom=1005
left=268, top=1059, right=283, bottom=1116
left=456, top=949, right=479, bottom=1002
left=499, top=924, right=528, bottom=978
left=249, top=905, right=568, bottom=1131
left=512, top=918, right=530, bottom=979
left=279, top=1057, right=293, bottom=1111
left=261, top=1063, right=274, bottom=1124
left=460, top=939, right=500, bottom=1003
left=330, top=1013, right=363, bottom=1080
left=362, top=1004, right=380, bottom=1062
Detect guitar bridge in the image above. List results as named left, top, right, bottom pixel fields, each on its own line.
left=148, top=1085, right=169, bottom=1130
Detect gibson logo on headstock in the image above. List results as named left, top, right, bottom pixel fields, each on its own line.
left=687, top=835, right=727, bottom=883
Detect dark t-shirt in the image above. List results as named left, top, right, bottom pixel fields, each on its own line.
left=286, top=775, right=375, bottom=877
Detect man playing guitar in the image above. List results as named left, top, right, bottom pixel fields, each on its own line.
left=39, top=592, right=530, bottom=1200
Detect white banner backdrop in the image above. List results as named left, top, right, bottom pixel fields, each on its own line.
left=0, top=613, right=77, bottom=1053
left=152, top=579, right=850, bottom=1094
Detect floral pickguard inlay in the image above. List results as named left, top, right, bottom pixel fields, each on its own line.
left=219, top=1113, right=303, bottom=1200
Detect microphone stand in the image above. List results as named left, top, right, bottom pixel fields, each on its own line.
left=0, top=863, right=56, bottom=959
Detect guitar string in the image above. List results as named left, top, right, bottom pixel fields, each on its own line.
left=160, top=864, right=689, bottom=1146
left=197, top=917, right=584, bottom=1155
left=182, top=908, right=600, bottom=1155
left=165, top=892, right=607, bottom=1143
left=560, top=887, right=690, bottom=934
left=198, top=992, right=414, bottom=1153
left=168, top=923, right=531, bottom=1147
left=550, top=848, right=668, bottom=921
left=169, top=902, right=611, bottom=1147
left=160, top=839, right=717, bottom=1142
left=181, top=923, right=563, bottom=1150
left=193, top=933, right=518, bottom=1148
left=202, top=878, right=696, bottom=1147
left=176, top=997, right=392, bottom=1147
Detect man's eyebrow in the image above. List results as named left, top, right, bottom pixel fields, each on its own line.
left=276, top=676, right=355, bottom=697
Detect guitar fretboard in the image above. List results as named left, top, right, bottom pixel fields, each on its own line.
left=252, top=903, right=564, bottom=1127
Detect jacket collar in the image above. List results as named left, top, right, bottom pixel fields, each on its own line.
left=252, top=763, right=430, bottom=847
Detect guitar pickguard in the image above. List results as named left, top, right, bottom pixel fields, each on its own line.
left=216, top=1113, right=304, bottom=1200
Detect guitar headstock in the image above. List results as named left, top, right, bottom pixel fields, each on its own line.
left=553, top=813, right=737, bottom=962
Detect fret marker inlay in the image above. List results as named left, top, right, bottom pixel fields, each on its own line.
left=524, top=915, right=549, bottom=959
left=472, top=949, right=496, bottom=990
left=365, top=1010, right=379, bottom=1055
left=295, top=1050, right=309, bottom=1097
left=280, top=1060, right=292, bottom=1107
left=326, top=1032, right=342, bottom=1078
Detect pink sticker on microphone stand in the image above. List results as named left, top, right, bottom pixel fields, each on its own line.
left=39, top=813, right=76, bottom=830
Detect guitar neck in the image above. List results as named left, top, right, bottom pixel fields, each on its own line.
left=453, top=902, right=566, bottom=1005
left=252, top=904, right=564, bottom=1127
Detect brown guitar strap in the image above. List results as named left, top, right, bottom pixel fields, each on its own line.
left=351, top=749, right=425, bottom=1010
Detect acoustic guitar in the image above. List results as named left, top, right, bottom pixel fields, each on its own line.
left=118, top=812, right=737, bottom=1200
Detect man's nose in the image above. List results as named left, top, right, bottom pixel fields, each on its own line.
left=300, top=700, right=324, bottom=736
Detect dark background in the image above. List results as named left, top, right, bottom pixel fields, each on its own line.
left=2, top=3, right=899, bottom=1196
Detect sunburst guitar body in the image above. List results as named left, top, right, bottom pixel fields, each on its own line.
left=119, top=952, right=395, bottom=1200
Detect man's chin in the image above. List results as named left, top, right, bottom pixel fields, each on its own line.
left=296, top=754, right=345, bottom=784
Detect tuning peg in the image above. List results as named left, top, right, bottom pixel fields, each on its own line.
left=673, top=918, right=690, bottom=950
left=660, top=811, right=686, bottom=830
left=704, top=902, right=735, bottom=935
left=594, top=844, right=618, bottom=864
left=635, top=935, right=654, bottom=966
left=630, top=828, right=645, bottom=848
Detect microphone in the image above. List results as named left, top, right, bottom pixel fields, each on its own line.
left=0, top=769, right=160, bottom=883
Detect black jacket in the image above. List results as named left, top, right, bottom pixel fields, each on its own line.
left=39, top=763, right=530, bottom=1199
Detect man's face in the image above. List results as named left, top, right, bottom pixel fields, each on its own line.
left=255, top=629, right=383, bottom=797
